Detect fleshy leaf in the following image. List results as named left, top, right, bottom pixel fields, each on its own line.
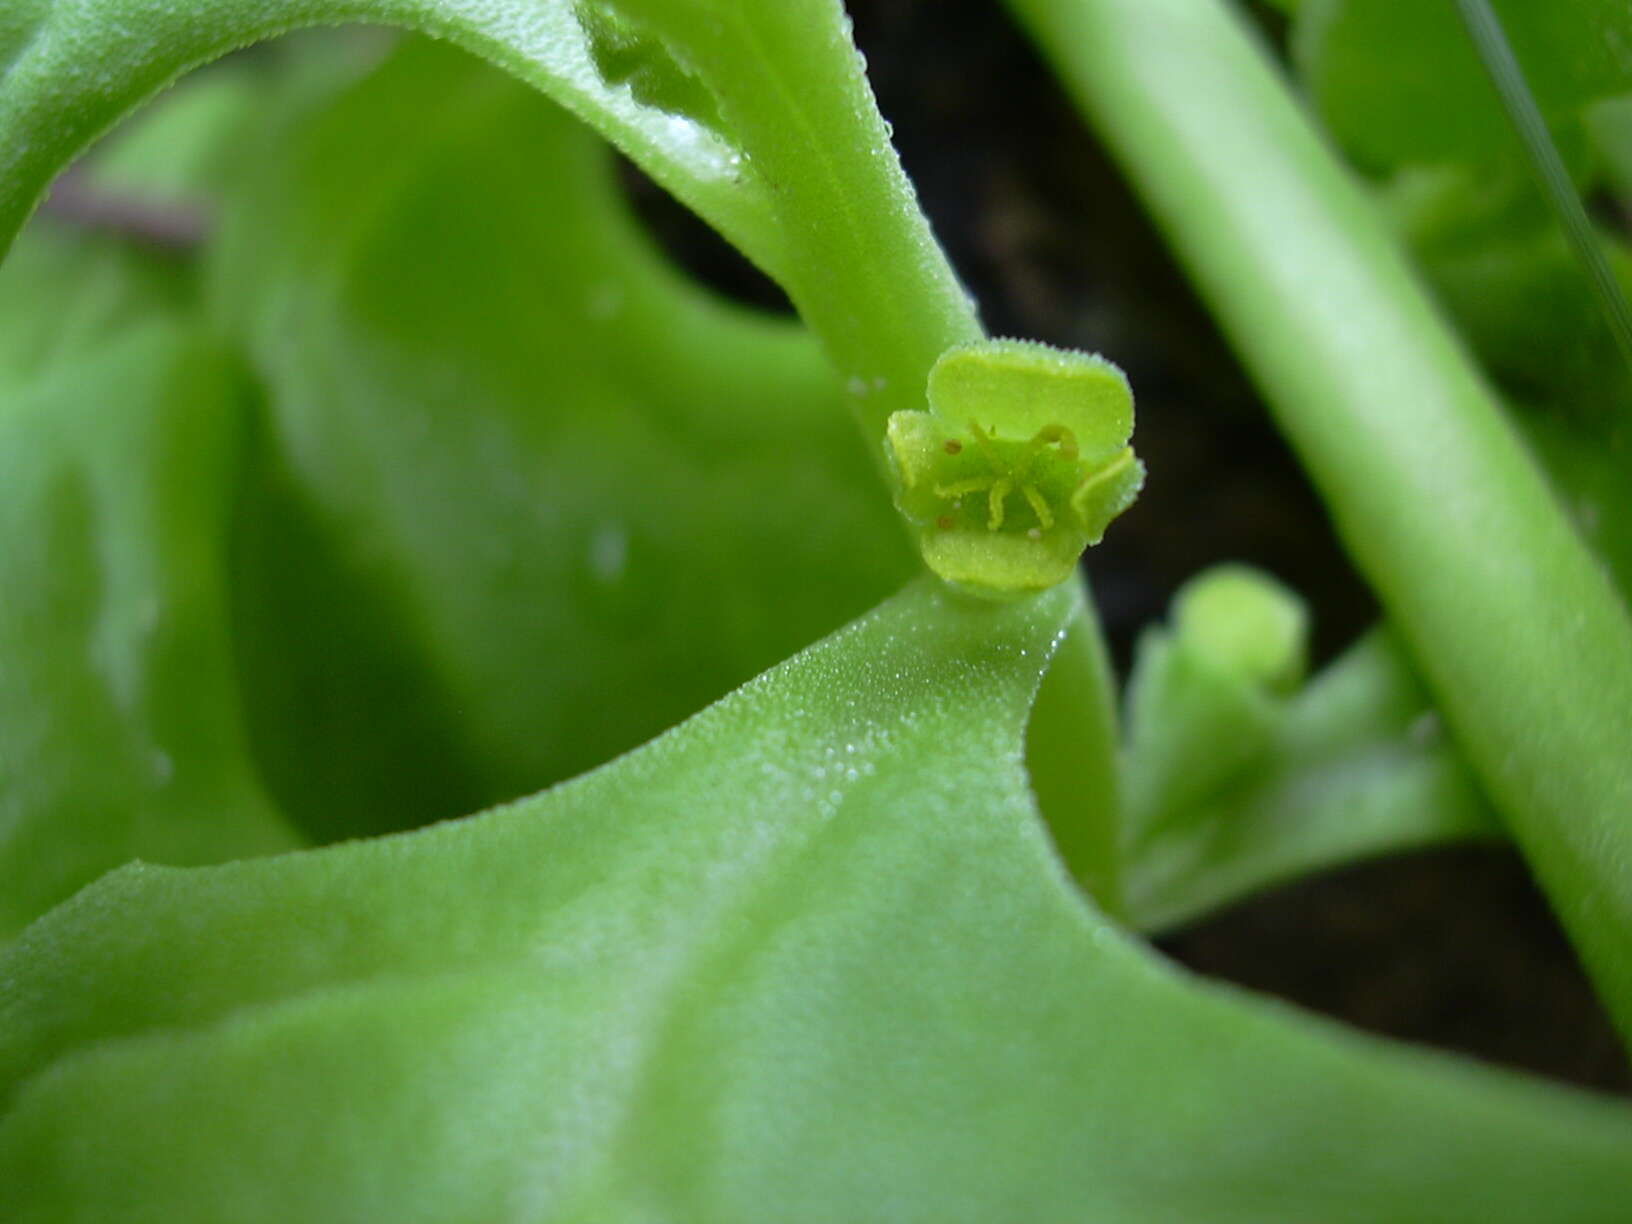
left=1, top=0, right=986, bottom=428
left=207, top=39, right=913, bottom=839
left=888, top=339, right=1143, bottom=596
left=0, top=63, right=327, bottom=939
left=0, top=307, right=301, bottom=943
left=1380, top=163, right=1626, bottom=399
left=0, top=0, right=782, bottom=276
left=4, top=579, right=1632, bottom=1218
left=0, top=223, right=185, bottom=386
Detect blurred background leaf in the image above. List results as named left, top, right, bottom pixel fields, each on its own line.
left=208, top=37, right=914, bottom=840
left=1292, top=0, right=1632, bottom=172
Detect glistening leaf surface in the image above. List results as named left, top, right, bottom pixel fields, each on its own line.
left=5, top=580, right=1632, bottom=1219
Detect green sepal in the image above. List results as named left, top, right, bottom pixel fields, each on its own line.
left=887, top=339, right=1143, bottom=597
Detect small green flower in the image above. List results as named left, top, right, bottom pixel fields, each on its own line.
left=887, top=339, right=1144, bottom=597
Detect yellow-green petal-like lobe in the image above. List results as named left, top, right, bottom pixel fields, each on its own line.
left=928, top=338, right=1133, bottom=466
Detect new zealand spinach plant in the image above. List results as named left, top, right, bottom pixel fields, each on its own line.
left=3, top=0, right=1632, bottom=1218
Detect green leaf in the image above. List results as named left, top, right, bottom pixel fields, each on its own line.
left=1518, top=408, right=1632, bottom=604
left=0, top=0, right=782, bottom=275
left=0, top=223, right=188, bottom=386
left=1378, top=163, right=1632, bottom=595
left=1380, top=164, right=1618, bottom=403
left=1588, top=93, right=1632, bottom=201
left=1293, top=0, right=1632, bottom=171
left=0, top=54, right=349, bottom=938
left=72, top=62, right=261, bottom=204
left=0, top=0, right=984, bottom=424
left=207, top=38, right=914, bottom=838
left=0, top=295, right=301, bottom=943
left=5, top=578, right=1632, bottom=1219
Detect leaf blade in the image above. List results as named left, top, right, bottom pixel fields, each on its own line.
left=5, top=580, right=1632, bottom=1220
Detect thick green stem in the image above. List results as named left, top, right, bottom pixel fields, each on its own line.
left=611, top=0, right=983, bottom=443
left=1011, top=0, right=1632, bottom=1033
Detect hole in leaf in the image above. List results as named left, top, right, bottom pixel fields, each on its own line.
left=576, top=0, right=726, bottom=137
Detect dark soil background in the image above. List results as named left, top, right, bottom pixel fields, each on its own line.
left=627, top=0, right=1632, bottom=1095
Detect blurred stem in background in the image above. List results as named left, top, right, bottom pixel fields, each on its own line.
left=1007, top=0, right=1632, bottom=1041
